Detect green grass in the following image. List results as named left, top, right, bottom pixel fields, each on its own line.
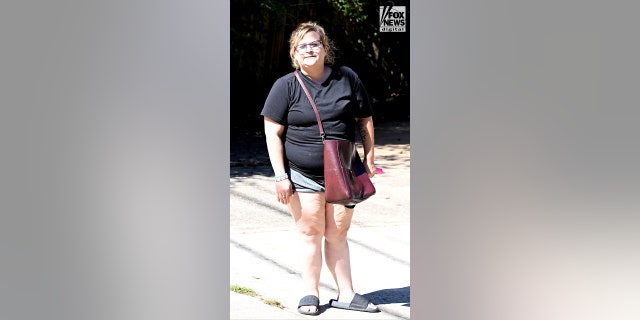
left=230, top=284, right=258, bottom=297
left=230, top=284, right=284, bottom=309
left=263, top=298, right=284, bottom=309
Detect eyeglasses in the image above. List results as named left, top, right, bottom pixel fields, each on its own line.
left=295, top=41, right=322, bottom=52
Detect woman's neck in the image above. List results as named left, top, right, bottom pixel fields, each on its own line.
left=301, top=65, right=329, bottom=84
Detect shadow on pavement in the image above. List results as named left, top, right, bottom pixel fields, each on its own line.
left=230, top=119, right=410, bottom=178
left=365, top=286, right=410, bottom=306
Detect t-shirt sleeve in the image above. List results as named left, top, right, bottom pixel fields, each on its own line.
left=347, top=68, right=373, bottom=118
left=260, top=76, right=290, bottom=125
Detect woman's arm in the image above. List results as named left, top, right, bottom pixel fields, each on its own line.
left=356, top=116, right=376, bottom=177
left=264, top=117, right=293, bottom=203
left=264, top=117, right=287, bottom=175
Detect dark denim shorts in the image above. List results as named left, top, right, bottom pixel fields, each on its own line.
left=289, top=167, right=324, bottom=193
left=288, top=167, right=355, bottom=208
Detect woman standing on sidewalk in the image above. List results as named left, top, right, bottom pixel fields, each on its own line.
left=261, top=21, right=379, bottom=316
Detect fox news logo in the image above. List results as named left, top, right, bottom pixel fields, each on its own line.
left=380, top=6, right=406, bottom=32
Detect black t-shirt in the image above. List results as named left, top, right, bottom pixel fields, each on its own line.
left=261, top=65, right=373, bottom=181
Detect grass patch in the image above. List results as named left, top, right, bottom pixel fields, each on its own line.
left=230, top=284, right=285, bottom=309
left=263, top=298, right=284, bottom=309
left=230, top=284, right=258, bottom=297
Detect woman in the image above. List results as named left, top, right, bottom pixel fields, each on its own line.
left=261, top=21, right=378, bottom=315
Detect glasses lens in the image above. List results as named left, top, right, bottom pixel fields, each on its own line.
left=297, top=41, right=320, bottom=51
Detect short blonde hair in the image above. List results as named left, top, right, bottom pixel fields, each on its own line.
left=288, top=21, right=335, bottom=69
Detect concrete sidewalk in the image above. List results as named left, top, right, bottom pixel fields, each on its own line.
left=230, top=121, right=410, bottom=319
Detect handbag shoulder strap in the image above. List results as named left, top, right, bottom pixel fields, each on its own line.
left=294, top=70, right=325, bottom=142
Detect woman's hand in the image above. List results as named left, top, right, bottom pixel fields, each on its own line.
left=357, top=116, right=376, bottom=178
left=275, top=179, right=293, bottom=204
left=364, top=158, right=376, bottom=178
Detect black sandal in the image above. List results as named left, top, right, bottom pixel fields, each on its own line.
left=297, top=295, right=320, bottom=315
left=329, top=293, right=379, bottom=313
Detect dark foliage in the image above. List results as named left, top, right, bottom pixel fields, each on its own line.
left=231, top=0, right=410, bottom=135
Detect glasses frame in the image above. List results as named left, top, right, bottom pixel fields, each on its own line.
left=295, top=40, right=323, bottom=52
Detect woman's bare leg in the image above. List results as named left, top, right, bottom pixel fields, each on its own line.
left=288, top=192, right=325, bottom=313
left=324, top=203, right=355, bottom=300
left=324, top=203, right=377, bottom=309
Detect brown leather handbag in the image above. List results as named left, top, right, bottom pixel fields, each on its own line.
left=294, top=70, right=376, bottom=206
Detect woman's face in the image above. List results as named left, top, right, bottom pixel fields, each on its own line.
left=294, top=31, right=326, bottom=69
